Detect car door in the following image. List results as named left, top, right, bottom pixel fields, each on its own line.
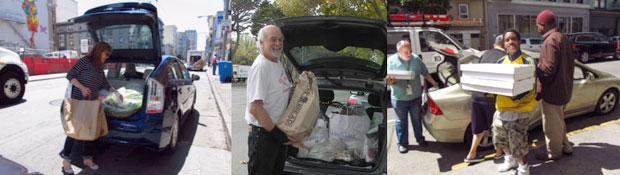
left=166, top=61, right=184, bottom=113
left=177, top=62, right=196, bottom=115
left=565, top=64, right=596, bottom=114
left=170, top=61, right=192, bottom=116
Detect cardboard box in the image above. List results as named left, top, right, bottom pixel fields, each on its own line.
left=387, top=70, right=416, bottom=80
left=460, top=64, right=535, bottom=96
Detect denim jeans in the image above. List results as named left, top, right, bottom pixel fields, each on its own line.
left=393, top=98, right=425, bottom=146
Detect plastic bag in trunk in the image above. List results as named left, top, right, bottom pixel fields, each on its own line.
left=103, top=83, right=143, bottom=118
left=297, top=139, right=346, bottom=162
left=327, top=105, right=371, bottom=160
left=301, top=118, right=328, bottom=149
left=277, top=71, right=320, bottom=141
left=365, top=112, right=383, bottom=163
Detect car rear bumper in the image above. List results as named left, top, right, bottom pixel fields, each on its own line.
left=101, top=115, right=166, bottom=150
left=422, top=112, right=469, bottom=143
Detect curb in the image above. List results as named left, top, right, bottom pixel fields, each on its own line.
left=206, top=69, right=232, bottom=151
left=28, top=73, right=66, bottom=82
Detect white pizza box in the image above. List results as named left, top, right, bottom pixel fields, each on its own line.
left=460, top=75, right=535, bottom=97
left=460, top=63, right=535, bottom=82
left=387, top=70, right=416, bottom=80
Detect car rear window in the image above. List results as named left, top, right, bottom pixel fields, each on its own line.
left=95, top=24, right=153, bottom=50
left=289, top=46, right=385, bottom=67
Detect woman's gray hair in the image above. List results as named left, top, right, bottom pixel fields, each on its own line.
left=396, top=40, right=411, bottom=51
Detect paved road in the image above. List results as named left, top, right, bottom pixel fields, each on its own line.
left=0, top=71, right=231, bottom=175
left=387, top=59, right=620, bottom=175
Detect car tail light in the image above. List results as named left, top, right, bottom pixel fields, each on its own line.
left=427, top=96, right=444, bottom=115
left=571, top=43, right=577, bottom=49
left=146, top=78, right=164, bottom=114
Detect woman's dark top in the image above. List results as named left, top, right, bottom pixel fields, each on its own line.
left=66, top=57, right=110, bottom=100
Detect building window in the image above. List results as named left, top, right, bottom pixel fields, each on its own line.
left=558, top=17, right=569, bottom=34
left=563, top=0, right=570, bottom=2
left=572, top=17, right=583, bottom=33
left=595, top=0, right=607, bottom=8
left=517, top=15, right=531, bottom=34
left=577, top=0, right=583, bottom=3
left=498, top=15, right=515, bottom=34
left=459, top=4, right=469, bottom=19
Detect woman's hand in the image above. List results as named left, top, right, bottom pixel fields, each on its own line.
left=386, top=76, right=397, bottom=85
left=80, top=87, right=92, bottom=98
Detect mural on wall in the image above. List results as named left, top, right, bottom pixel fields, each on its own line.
left=21, top=0, right=40, bottom=48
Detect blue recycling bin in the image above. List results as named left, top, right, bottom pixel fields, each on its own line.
left=218, top=60, right=232, bottom=83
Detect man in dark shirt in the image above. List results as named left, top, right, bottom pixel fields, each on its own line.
left=464, top=35, right=506, bottom=162
left=534, top=10, right=575, bottom=161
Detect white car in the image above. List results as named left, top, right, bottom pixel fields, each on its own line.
left=0, top=47, right=29, bottom=105
left=520, top=38, right=543, bottom=52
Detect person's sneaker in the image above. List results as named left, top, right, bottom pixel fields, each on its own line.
left=398, top=145, right=408, bottom=153
left=517, top=164, right=530, bottom=175
left=418, top=140, right=429, bottom=148
left=497, top=155, right=517, bottom=172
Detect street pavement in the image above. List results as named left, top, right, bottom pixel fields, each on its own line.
left=231, top=81, right=248, bottom=175
left=0, top=66, right=231, bottom=175
left=387, top=59, right=620, bottom=175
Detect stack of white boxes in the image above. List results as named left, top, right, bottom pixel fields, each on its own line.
left=387, top=70, right=415, bottom=80
left=460, top=63, right=535, bottom=97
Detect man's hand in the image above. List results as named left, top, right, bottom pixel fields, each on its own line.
left=386, top=76, right=397, bottom=85
left=285, top=136, right=299, bottom=147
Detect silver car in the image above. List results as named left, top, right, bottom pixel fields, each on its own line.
left=422, top=60, right=620, bottom=147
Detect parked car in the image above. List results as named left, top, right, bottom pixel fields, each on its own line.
left=422, top=56, right=620, bottom=148
left=520, top=38, right=543, bottom=52
left=388, top=27, right=481, bottom=74
left=69, top=2, right=199, bottom=152
left=611, top=36, right=620, bottom=53
left=277, top=16, right=387, bottom=175
left=567, top=32, right=617, bottom=63
left=232, top=64, right=249, bottom=82
left=0, top=47, right=28, bottom=105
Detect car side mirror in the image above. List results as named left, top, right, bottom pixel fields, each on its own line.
left=192, top=74, right=200, bottom=81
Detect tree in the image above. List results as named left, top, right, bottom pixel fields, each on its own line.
left=398, top=0, right=451, bottom=14
left=250, top=1, right=286, bottom=36
left=231, top=0, right=260, bottom=60
left=231, top=34, right=258, bottom=65
left=274, top=0, right=387, bottom=22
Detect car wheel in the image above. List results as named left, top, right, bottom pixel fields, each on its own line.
left=579, top=52, right=589, bottom=63
left=165, top=114, right=180, bottom=153
left=0, top=72, right=25, bottom=105
left=596, top=89, right=618, bottom=115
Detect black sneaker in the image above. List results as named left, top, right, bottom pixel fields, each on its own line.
left=418, top=140, right=429, bottom=147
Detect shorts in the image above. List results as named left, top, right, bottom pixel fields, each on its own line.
left=492, top=111, right=532, bottom=158
left=470, top=100, right=495, bottom=134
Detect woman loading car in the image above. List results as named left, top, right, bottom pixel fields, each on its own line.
left=60, top=42, right=117, bottom=175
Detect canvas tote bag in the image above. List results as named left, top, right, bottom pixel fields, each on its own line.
left=277, top=71, right=321, bottom=141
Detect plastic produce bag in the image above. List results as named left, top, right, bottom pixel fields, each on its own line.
left=277, top=71, right=321, bottom=141
left=365, top=112, right=383, bottom=162
left=301, top=118, right=328, bottom=149
left=327, top=106, right=371, bottom=160
left=103, top=83, right=143, bottom=118
left=297, top=139, right=346, bottom=162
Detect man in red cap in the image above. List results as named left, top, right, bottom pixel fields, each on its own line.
left=534, top=9, right=575, bottom=161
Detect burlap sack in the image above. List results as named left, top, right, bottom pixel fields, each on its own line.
left=277, top=71, right=320, bottom=141
left=61, top=99, right=108, bottom=141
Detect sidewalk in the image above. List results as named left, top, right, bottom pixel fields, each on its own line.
left=204, top=66, right=232, bottom=146
left=28, top=72, right=66, bottom=82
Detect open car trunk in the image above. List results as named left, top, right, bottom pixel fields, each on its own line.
left=285, top=88, right=387, bottom=173
left=101, top=63, right=154, bottom=120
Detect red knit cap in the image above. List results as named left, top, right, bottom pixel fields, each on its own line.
left=536, top=10, right=556, bottom=26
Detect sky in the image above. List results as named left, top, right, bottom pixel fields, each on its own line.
left=77, top=0, right=225, bottom=50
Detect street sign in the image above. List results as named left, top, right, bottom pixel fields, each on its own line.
left=80, top=39, right=89, bottom=54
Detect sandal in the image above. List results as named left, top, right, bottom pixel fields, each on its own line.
left=494, top=152, right=505, bottom=160
left=61, top=166, right=75, bottom=175
left=83, top=159, right=99, bottom=170
left=464, top=155, right=485, bottom=163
